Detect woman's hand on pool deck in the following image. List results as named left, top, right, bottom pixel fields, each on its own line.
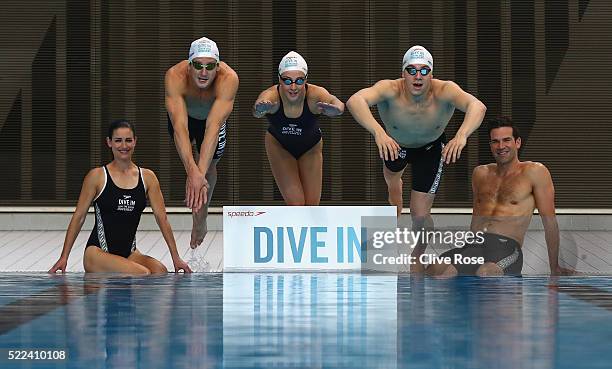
left=48, top=257, right=68, bottom=273
left=173, top=257, right=193, bottom=273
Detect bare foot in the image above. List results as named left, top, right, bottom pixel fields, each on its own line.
left=190, top=211, right=208, bottom=249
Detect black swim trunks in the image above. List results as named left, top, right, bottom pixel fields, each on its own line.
left=384, top=133, right=445, bottom=194
left=167, top=114, right=227, bottom=159
left=439, top=232, right=523, bottom=276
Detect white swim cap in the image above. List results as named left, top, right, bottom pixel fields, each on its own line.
left=278, top=51, right=308, bottom=75
left=188, top=37, right=220, bottom=62
left=402, top=45, right=433, bottom=71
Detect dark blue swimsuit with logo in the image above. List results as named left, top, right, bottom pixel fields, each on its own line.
left=266, top=85, right=322, bottom=159
left=86, top=166, right=147, bottom=258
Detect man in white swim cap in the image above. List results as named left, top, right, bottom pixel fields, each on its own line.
left=347, top=45, right=487, bottom=273
left=165, top=36, right=239, bottom=248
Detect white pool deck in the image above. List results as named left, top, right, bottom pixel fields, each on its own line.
left=0, top=229, right=610, bottom=274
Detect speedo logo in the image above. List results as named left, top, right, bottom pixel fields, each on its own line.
left=227, top=211, right=266, bottom=218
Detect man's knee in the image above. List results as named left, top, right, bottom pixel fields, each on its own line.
left=411, top=214, right=433, bottom=230
left=432, top=264, right=457, bottom=277
left=476, top=262, right=503, bottom=277
left=409, top=191, right=436, bottom=217
left=425, top=261, right=452, bottom=276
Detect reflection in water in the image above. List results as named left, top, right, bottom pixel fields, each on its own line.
left=28, top=274, right=223, bottom=369
left=1, top=274, right=612, bottom=369
left=398, top=276, right=558, bottom=369
left=223, top=274, right=398, bottom=369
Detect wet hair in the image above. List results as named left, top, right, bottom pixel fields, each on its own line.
left=107, top=119, right=136, bottom=139
left=486, top=116, right=521, bottom=140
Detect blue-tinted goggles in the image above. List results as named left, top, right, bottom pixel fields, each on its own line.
left=279, top=75, right=307, bottom=86
left=405, top=66, right=431, bottom=76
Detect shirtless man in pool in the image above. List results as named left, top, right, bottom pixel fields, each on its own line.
left=426, top=117, right=576, bottom=276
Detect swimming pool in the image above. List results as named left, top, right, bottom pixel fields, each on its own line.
left=1, top=273, right=611, bottom=369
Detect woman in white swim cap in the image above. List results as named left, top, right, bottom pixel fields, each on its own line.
left=252, top=51, right=344, bottom=205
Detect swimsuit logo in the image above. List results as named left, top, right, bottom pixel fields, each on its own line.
left=398, top=149, right=407, bottom=159
left=117, top=195, right=136, bottom=212
left=282, top=124, right=303, bottom=136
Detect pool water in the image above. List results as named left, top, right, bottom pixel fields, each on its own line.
left=1, top=273, right=612, bottom=369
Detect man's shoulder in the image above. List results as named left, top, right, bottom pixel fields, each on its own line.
left=473, top=163, right=495, bottom=176
left=521, top=161, right=551, bottom=179
left=378, top=78, right=402, bottom=89
left=166, top=60, right=188, bottom=77
left=165, top=61, right=189, bottom=91
left=372, top=79, right=402, bottom=98
left=431, top=78, right=450, bottom=88
left=217, top=62, right=239, bottom=83
left=432, top=79, right=460, bottom=98
left=520, top=161, right=548, bottom=171
left=213, top=62, right=239, bottom=95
